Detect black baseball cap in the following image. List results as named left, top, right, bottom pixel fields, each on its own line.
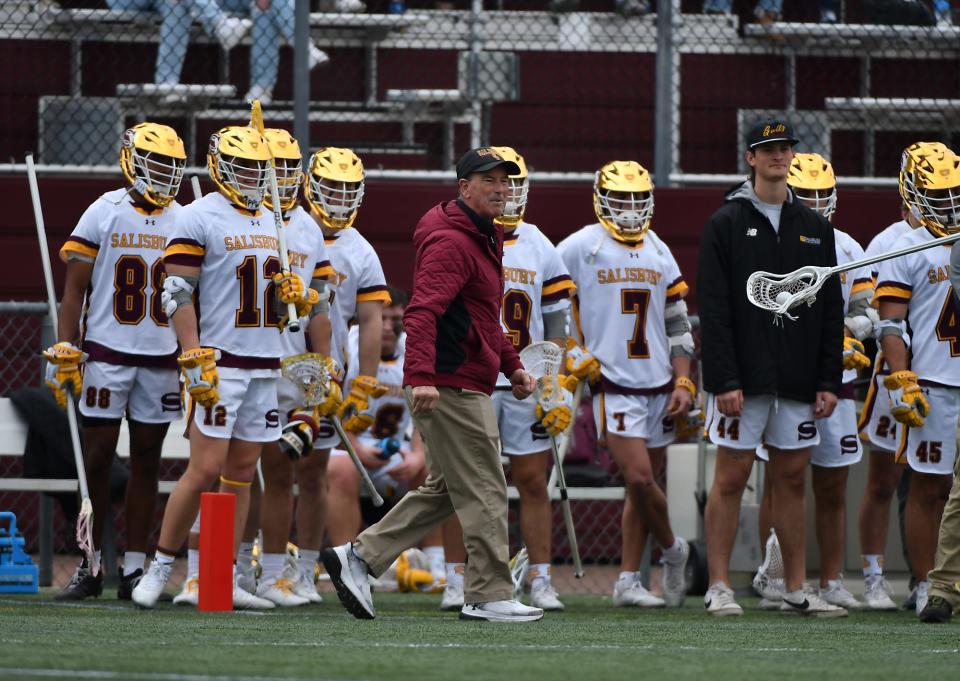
left=746, top=118, right=800, bottom=150
left=456, top=147, right=522, bottom=180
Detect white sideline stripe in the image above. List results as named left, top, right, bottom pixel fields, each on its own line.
left=0, top=669, right=347, bottom=681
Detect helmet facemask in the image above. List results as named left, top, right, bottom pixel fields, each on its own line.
left=218, top=153, right=270, bottom=210
left=500, top=176, right=529, bottom=228
left=308, top=176, right=364, bottom=229
left=269, top=157, right=304, bottom=212
left=130, top=148, right=184, bottom=207
left=792, top=186, right=837, bottom=220
left=917, top=185, right=960, bottom=236
left=597, top=189, right=654, bottom=240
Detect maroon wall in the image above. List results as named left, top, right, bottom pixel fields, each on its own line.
left=1, top=175, right=902, bottom=310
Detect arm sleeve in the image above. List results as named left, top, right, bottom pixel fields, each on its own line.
left=697, top=214, right=741, bottom=393
left=402, top=234, right=473, bottom=387
left=816, top=226, right=844, bottom=393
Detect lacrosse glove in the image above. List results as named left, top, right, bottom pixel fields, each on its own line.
left=339, top=374, right=388, bottom=432
left=279, top=406, right=322, bottom=460
left=842, top=336, right=871, bottom=371
left=884, top=370, right=929, bottom=428
left=42, top=342, right=87, bottom=409
left=313, top=354, right=344, bottom=417
left=535, top=374, right=578, bottom=437
left=273, top=272, right=320, bottom=323
left=178, top=347, right=220, bottom=408
left=564, top=337, right=601, bottom=383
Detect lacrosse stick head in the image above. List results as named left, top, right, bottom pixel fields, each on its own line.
left=746, top=266, right=827, bottom=322
left=518, top=341, right=564, bottom=409
left=280, top=353, right=338, bottom=407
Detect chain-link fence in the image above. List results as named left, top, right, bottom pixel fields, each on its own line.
left=5, top=2, right=957, bottom=180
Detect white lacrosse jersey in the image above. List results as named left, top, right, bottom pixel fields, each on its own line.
left=875, top=228, right=960, bottom=387
left=835, top=228, right=873, bottom=384
left=60, top=188, right=179, bottom=366
left=164, top=192, right=284, bottom=368
left=496, top=221, right=575, bottom=388
left=557, top=224, right=688, bottom=390
left=345, top=324, right=410, bottom=448
left=277, top=205, right=335, bottom=359
left=324, top=227, right=391, bottom=369
left=865, top=220, right=912, bottom=284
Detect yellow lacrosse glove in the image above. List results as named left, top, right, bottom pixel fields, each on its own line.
left=315, top=354, right=344, bottom=417
left=42, top=342, right=87, bottom=409
left=883, top=370, right=929, bottom=428
left=842, top=336, right=871, bottom=371
left=535, top=374, right=578, bottom=437
left=338, top=374, right=388, bottom=432
left=273, top=272, right=320, bottom=318
left=564, top=337, right=601, bottom=383
left=178, top=347, right=220, bottom=408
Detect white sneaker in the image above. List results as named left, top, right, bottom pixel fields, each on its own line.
left=173, top=576, right=199, bottom=607
left=215, top=16, right=251, bottom=51
left=291, top=560, right=323, bottom=604
left=530, top=581, right=564, bottom=611
left=322, top=543, right=376, bottom=619
left=132, top=560, right=173, bottom=609
left=704, top=582, right=743, bottom=617
left=509, top=548, right=529, bottom=601
left=752, top=570, right=785, bottom=601
left=310, top=44, right=330, bottom=70
left=233, top=576, right=275, bottom=610
left=781, top=586, right=848, bottom=618
left=460, top=599, right=543, bottom=622
left=916, top=581, right=930, bottom=615
left=661, top=537, right=689, bottom=607
left=236, top=563, right=257, bottom=595
left=440, top=581, right=465, bottom=611
left=612, top=579, right=665, bottom=608
left=244, top=85, right=272, bottom=106
left=863, top=574, right=897, bottom=610
left=820, top=578, right=862, bottom=610
left=257, top=575, right=309, bottom=607
left=334, top=0, right=367, bottom=12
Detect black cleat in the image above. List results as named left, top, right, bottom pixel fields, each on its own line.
left=117, top=567, right=143, bottom=601
left=56, top=560, right=103, bottom=601
left=918, top=595, right=953, bottom=623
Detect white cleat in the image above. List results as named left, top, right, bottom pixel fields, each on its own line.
left=820, top=578, right=862, bottom=610
left=781, top=586, right=848, bottom=618
left=292, top=565, right=323, bottom=604
left=612, top=579, right=665, bottom=608
left=440, top=581, right=465, bottom=611
left=322, top=543, right=376, bottom=619
left=233, top=577, right=275, bottom=610
left=460, top=599, right=543, bottom=622
left=132, top=560, right=173, bottom=609
left=661, top=537, right=689, bottom=607
left=862, top=575, right=898, bottom=611
left=530, top=582, right=564, bottom=611
left=916, top=581, right=930, bottom=616
left=704, top=582, right=743, bottom=617
left=257, top=575, right=309, bottom=607
left=173, top=576, right=199, bottom=607
left=215, top=16, right=251, bottom=52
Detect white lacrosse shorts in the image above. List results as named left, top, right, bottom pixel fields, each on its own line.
left=756, top=398, right=861, bottom=467
left=189, top=367, right=280, bottom=442
left=79, top=361, right=181, bottom=423
left=493, top=389, right=552, bottom=456
left=895, top=385, right=959, bottom=476
left=593, top=391, right=675, bottom=448
left=858, top=369, right=900, bottom=453
left=705, top=393, right=818, bottom=451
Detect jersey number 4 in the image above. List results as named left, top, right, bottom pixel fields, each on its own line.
left=936, top=289, right=960, bottom=356
left=235, top=255, right=281, bottom=328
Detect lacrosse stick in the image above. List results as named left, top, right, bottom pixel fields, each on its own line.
left=190, top=175, right=203, bottom=201
left=519, top=341, right=584, bottom=578
left=280, top=353, right=384, bottom=507
left=251, top=100, right=300, bottom=333
left=747, top=231, right=960, bottom=323
left=26, top=154, right=97, bottom=574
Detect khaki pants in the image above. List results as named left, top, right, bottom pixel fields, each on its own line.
left=928, top=455, right=960, bottom=606
left=354, top=386, right=513, bottom=603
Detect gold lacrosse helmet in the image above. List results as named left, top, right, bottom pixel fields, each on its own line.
left=787, top=152, right=837, bottom=220
left=911, top=146, right=960, bottom=238
left=207, top=125, right=272, bottom=211
left=593, top=160, right=654, bottom=243
left=262, top=128, right=303, bottom=213
left=899, top=141, right=951, bottom=216
left=305, top=147, right=365, bottom=230
left=119, top=122, right=186, bottom=208
left=491, top=146, right=529, bottom=230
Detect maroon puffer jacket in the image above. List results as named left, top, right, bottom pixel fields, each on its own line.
left=403, top=199, right=523, bottom=393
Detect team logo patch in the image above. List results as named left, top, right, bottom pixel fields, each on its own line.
left=799, top=235, right=821, bottom=245
left=746, top=228, right=757, bottom=237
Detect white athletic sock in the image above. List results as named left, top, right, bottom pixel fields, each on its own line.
left=186, top=548, right=199, bottom=579
left=446, top=562, right=465, bottom=589
left=618, top=571, right=637, bottom=583
left=529, top=563, right=551, bottom=588
left=298, top=549, right=319, bottom=579
left=261, top=552, right=286, bottom=581
left=784, top=588, right=805, bottom=603
left=661, top=538, right=685, bottom=564
left=862, top=554, right=883, bottom=577
left=155, top=551, right=175, bottom=566
left=422, top=546, right=445, bottom=576
left=123, top=551, right=146, bottom=576
left=190, top=514, right=201, bottom=535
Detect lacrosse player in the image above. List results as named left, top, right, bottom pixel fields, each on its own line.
left=46, top=123, right=186, bottom=601
left=872, top=144, right=960, bottom=617
left=557, top=160, right=693, bottom=610
left=132, top=124, right=317, bottom=609
left=856, top=143, right=946, bottom=610
left=753, top=153, right=874, bottom=611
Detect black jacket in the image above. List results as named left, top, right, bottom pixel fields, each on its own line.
left=697, top=182, right=844, bottom=403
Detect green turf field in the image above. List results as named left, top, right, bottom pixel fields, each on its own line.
left=1, top=592, right=957, bottom=681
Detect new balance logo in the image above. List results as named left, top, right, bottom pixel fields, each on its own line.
left=746, top=228, right=757, bottom=237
